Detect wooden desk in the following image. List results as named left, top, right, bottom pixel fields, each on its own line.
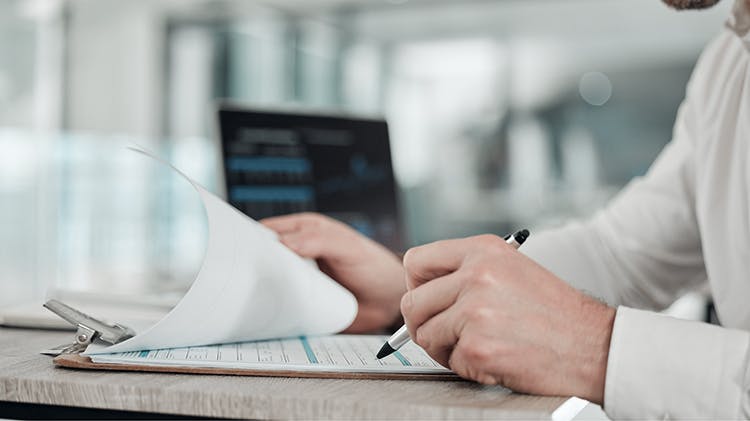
left=0, top=327, right=598, bottom=419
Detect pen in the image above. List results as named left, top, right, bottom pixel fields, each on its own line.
left=376, top=229, right=531, bottom=360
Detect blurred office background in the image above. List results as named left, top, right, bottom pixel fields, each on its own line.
left=0, top=0, right=729, bottom=310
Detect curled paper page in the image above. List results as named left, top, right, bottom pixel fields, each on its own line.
left=86, top=147, right=358, bottom=355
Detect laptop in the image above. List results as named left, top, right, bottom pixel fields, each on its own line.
left=217, top=105, right=403, bottom=251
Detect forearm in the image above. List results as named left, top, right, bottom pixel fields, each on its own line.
left=522, top=219, right=624, bottom=305
left=604, top=307, right=750, bottom=419
left=523, top=204, right=706, bottom=310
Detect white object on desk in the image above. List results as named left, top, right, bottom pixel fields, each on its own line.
left=0, top=294, right=172, bottom=332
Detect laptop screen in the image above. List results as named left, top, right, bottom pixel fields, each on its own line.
left=218, top=106, right=403, bottom=251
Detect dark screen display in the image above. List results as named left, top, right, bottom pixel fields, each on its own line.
left=218, top=107, right=403, bottom=251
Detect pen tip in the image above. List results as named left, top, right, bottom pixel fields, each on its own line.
left=376, top=343, right=396, bottom=359
left=515, top=229, right=530, bottom=244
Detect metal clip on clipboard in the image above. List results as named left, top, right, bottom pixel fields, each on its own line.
left=41, top=299, right=136, bottom=356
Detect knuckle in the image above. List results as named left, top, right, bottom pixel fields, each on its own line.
left=292, top=240, right=317, bottom=256
left=456, top=337, right=493, bottom=365
left=467, top=306, right=496, bottom=325
left=297, top=212, right=317, bottom=220
left=457, top=305, right=475, bottom=322
left=475, top=234, right=504, bottom=249
left=400, top=292, right=415, bottom=318
left=414, top=327, right=431, bottom=350
left=402, top=247, right=419, bottom=268
left=498, top=372, right=517, bottom=389
left=464, top=265, right=496, bottom=288
left=449, top=357, right=477, bottom=384
left=451, top=345, right=494, bottom=384
left=301, top=212, right=326, bottom=227
left=476, top=267, right=496, bottom=286
left=462, top=265, right=481, bottom=282
left=402, top=248, right=425, bottom=284
left=479, top=376, right=498, bottom=386
left=292, top=233, right=315, bottom=249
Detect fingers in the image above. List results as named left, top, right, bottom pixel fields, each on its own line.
left=261, top=213, right=331, bottom=258
left=403, top=234, right=514, bottom=290
left=262, top=213, right=355, bottom=260
left=411, top=306, right=463, bottom=367
left=277, top=230, right=327, bottom=259
left=261, top=212, right=321, bottom=234
left=448, top=334, right=500, bottom=385
left=403, top=235, right=508, bottom=290
left=402, top=239, right=468, bottom=290
left=401, top=271, right=462, bottom=339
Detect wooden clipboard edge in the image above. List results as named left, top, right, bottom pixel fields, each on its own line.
left=53, top=354, right=461, bottom=381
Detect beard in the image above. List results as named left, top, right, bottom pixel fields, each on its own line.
left=662, top=0, right=722, bottom=9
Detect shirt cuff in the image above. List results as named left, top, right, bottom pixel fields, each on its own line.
left=604, top=306, right=750, bottom=419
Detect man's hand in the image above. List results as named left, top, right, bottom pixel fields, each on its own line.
left=400, top=234, right=615, bottom=404
left=262, top=213, right=406, bottom=333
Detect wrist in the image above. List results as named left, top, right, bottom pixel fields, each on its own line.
left=577, top=297, right=616, bottom=404
left=370, top=262, right=407, bottom=333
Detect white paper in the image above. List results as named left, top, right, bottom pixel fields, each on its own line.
left=89, top=335, right=450, bottom=374
left=85, top=148, right=358, bottom=355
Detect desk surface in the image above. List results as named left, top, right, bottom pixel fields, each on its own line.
left=0, top=327, right=589, bottom=419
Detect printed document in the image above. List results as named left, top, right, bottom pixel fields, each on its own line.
left=90, top=335, right=450, bottom=374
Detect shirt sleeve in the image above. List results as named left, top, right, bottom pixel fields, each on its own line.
left=521, top=31, right=750, bottom=419
left=521, top=69, right=706, bottom=311
left=604, top=306, right=750, bottom=419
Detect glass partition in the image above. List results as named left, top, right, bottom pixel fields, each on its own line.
left=0, top=0, right=731, bottom=306
left=0, top=130, right=214, bottom=306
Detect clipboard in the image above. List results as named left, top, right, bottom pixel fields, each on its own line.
left=53, top=353, right=460, bottom=381
left=43, top=300, right=458, bottom=381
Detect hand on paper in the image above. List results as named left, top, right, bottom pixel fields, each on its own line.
left=262, top=213, right=406, bottom=333
left=400, top=234, right=615, bottom=404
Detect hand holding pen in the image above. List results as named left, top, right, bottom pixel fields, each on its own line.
left=377, top=229, right=530, bottom=359
left=378, top=228, right=614, bottom=403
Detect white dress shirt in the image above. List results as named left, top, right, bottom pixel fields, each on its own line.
left=522, top=1, right=750, bottom=418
